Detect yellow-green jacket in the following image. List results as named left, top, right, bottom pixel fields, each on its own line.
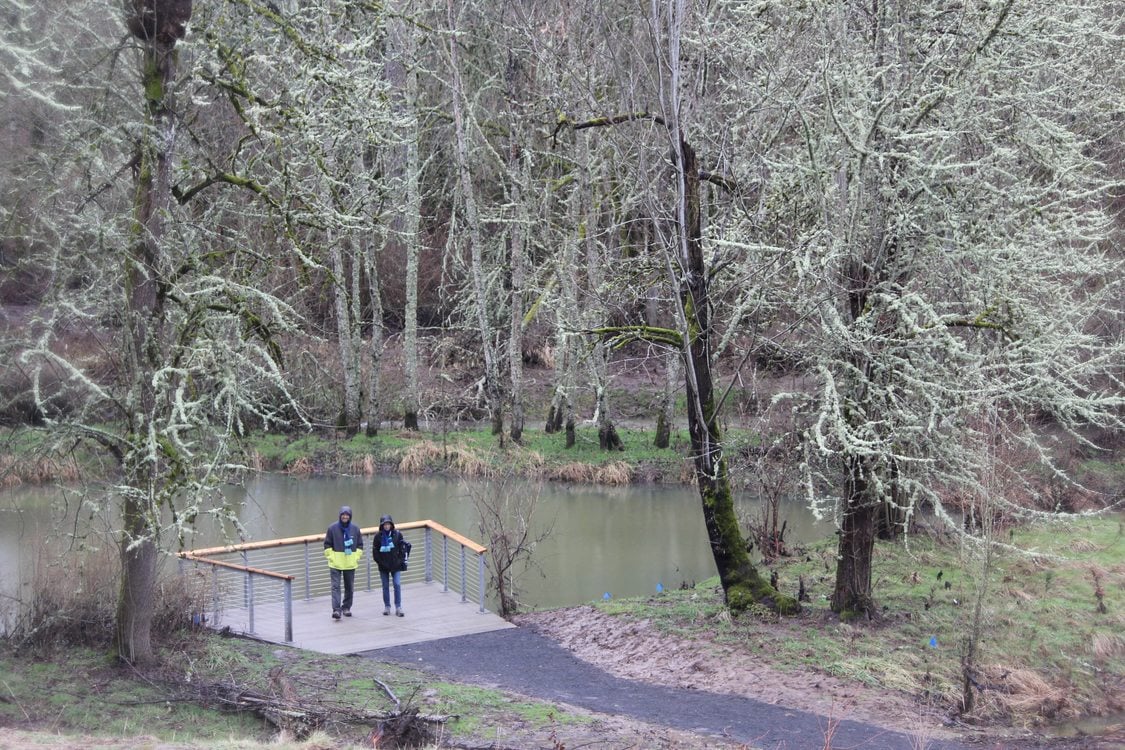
left=323, top=513, right=364, bottom=570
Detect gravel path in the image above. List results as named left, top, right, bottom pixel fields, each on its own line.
left=363, top=626, right=973, bottom=750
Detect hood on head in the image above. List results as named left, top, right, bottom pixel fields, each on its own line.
left=339, top=506, right=353, bottom=523
left=379, top=514, right=395, bottom=530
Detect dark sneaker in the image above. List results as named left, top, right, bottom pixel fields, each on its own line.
left=383, top=607, right=391, bottom=616
left=342, top=609, right=352, bottom=617
left=332, top=610, right=341, bottom=620
left=396, top=609, right=405, bottom=617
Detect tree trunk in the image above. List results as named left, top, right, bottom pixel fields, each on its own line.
left=117, top=0, right=190, bottom=664
left=386, top=6, right=422, bottom=433
left=116, top=489, right=159, bottom=664
left=654, top=351, right=680, bottom=448
left=579, top=142, right=622, bottom=452
left=364, top=233, right=385, bottom=437
left=831, top=455, right=878, bottom=618
left=546, top=182, right=581, bottom=436
left=596, top=386, right=624, bottom=451
left=505, top=52, right=528, bottom=445
left=829, top=0, right=898, bottom=612
left=675, top=136, right=795, bottom=615
left=331, top=239, right=361, bottom=436
left=448, top=0, right=503, bottom=437
left=876, top=458, right=907, bottom=540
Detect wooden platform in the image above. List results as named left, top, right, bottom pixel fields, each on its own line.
left=207, top=581, right=514, bottom=654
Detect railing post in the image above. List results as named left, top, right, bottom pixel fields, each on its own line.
left=460, top=546, right=467, bottom=603
left=242, top=551, right=254, bottom=634
left=284, top=579, right=293, bottom=643
left=477, top=552, right=486, bottom=613
left=366, top=538, right=373, bottom=591
left=303, top=541, right=311, bottom=600
left=210, top=565, right=220, bottom=626
left=242, top=552, right=250, bottom=608
left=424, top=526, right=433, bottom=583
left=442, top=536, right=449, bottom=593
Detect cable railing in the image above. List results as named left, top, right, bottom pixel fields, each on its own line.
left=177, top=520, right=488, bottom=643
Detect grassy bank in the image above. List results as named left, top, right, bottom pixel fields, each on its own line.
left=5, top=424, right=1121, bottom=498
left=597, top=514, right=1125, bottom=730
left=242, top=425, right=700, bottom=484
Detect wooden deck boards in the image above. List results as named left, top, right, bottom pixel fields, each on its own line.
left=206, top=581, right=514, bottom=655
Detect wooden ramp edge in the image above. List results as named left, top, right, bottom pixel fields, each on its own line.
left=206, top=581, right=514, bottom=654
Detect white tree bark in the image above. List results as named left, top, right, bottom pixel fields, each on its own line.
left=448, top=0, right=504, bottom=436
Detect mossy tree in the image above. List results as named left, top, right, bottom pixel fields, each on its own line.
left=554, top=9, right=798, bottom=613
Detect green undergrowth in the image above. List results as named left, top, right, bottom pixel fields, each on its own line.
left=0, top=632, right=592, bottom=749
left=595, top=513, right=1125, bottom=727
left=243, top=424, right=702, bottom=484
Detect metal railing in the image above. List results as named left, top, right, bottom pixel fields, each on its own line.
left=177, top=520, right=489, bottom=643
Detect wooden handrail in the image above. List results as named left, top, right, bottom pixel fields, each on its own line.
left=182, top=519, right=486, bottom=559
left=178, top=555, right=294, bottom=580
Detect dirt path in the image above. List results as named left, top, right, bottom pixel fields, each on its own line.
left=366, top=623, right=974, bottom=750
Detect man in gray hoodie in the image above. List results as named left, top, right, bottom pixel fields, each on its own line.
left=323, top=505, right=364, bottom=619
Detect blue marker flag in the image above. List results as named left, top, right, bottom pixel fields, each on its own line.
left=929, top=637, right=938, bottom=648
left=656, top=582, right=664, bottom=593
left=603, top=592, right=611, bottom=601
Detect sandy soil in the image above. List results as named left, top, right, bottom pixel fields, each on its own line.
left=514, top=604, right=962, bottom=743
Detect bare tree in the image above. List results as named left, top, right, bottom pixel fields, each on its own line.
left=471, top=473, right=552, bottom=617
left=385, top=0, right=424, bottom=432
left=551, top=0, right=798, bottom=614
left=447, top=0, right=504, bottom=437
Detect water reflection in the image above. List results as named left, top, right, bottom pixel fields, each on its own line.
left=2, top=475, right=836, bottom=619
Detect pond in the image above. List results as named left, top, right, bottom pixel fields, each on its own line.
left=0, top=474, right=835, bottom=625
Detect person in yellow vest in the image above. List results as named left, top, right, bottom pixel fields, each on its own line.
left=323, top=505, right=364, bottom=620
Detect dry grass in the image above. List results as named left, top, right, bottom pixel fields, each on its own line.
left=398, top=440, right=446, bottom=474
left=397, top=440, right=491, bottom=478
left=7, top=544, right=204, bottom=653
left=509, top=449, right=547, bottom=480
left=350, top=454, right=377, bottom=476
left=594, top=461, right=633, bottom=486
left=0, top=454, right=82, bottom=488
left=447, top=446, right=491, bottom=478
left=1092, top=631, right=1125, bottom=661
left=1069, top=538, right=1101, bottom=553
left=286, top=456, right=312, bottom=476
left=517, top=449, right=545, bottom=467
left=544, top=461, right=634, bottom=485
left=978, top=665, right=1076, bottom=722
left=245, top=450, right=265, bottom=473
left=549, top=462, right=595, bottom=483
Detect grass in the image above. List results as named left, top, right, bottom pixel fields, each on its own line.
left=592, top=514, right=1125, bottom=727
left=240, top=424, right=701, bottom=484
left=0, top=645, right=266, bottom=742
left=0, top=633, right=597, bottom=750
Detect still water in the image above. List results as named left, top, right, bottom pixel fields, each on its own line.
left=1, top=474, right=834, bottom=618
